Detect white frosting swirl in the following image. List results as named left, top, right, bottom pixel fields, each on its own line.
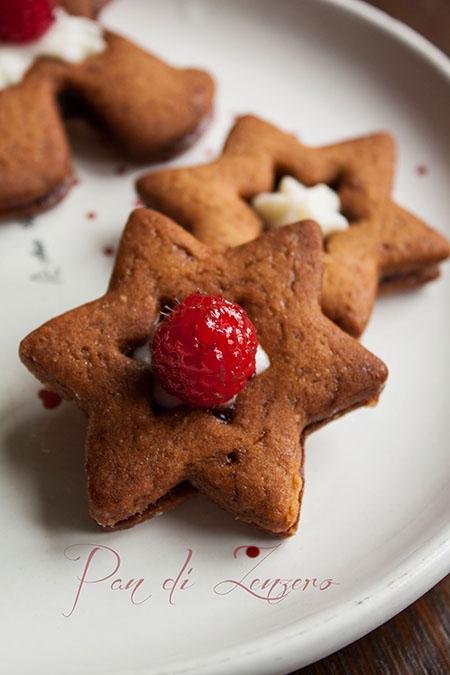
left=0, top=9, right=106, bottom=90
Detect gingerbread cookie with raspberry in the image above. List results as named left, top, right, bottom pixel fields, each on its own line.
left=0, top=0, right=214, bottom=219
left=137, top=115, right=449, bottom=336
left=20, top=209, right=387, bottom=536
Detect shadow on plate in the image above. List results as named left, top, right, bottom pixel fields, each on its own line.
left=4, top=404, right=96, bottom=535
left=163, top=492, right=273, bottom=542
left=4, top=402, right=277, bottom=542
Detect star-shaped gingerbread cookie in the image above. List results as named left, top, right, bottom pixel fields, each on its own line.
left=0, top=12, right=214, bottom=219
left=137, top=115, right=449, bottom=336
left=20, top=209, right=387, bottom=536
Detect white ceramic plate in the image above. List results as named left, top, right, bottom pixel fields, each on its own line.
left=1, top=0, right=449, bottom=673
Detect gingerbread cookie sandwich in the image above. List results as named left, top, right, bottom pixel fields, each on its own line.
left=0, top=0, right=214, bottom=219
left=20, top=209, right=387, bottom=536
left=137, top=115, right=449, bottom=337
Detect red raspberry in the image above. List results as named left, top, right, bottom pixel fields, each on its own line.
left=151, top=293, right=258, bottom=408
left=0, top=0, right=55, bottom=44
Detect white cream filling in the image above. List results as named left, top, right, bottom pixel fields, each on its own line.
left=132, top=341, right=270, bottom=409
left=255, top=344, right=270, bottom=375
left=132, top=342, right=152, bottom=367
left=252, top=175, right=349, bottom=237
left=0, top=8, right=106, bottom=90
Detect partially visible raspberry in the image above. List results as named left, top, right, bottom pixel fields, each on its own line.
left=0, top=0, right=55, bottom=44
left=151, top=293, right=258, bottom=408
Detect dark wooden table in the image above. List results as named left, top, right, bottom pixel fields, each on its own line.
left=368, top=0, right=450, bottom=55
left=296, top=577, right=449, bottom=674
left=292, top=2, right=450, bottom=673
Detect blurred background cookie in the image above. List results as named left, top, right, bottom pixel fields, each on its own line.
left=0, top=1, right=215, bottom=219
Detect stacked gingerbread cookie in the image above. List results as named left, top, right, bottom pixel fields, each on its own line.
left=137, top=114, right=449, bottom=337
left=6, top=0, right=447, bottom=536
